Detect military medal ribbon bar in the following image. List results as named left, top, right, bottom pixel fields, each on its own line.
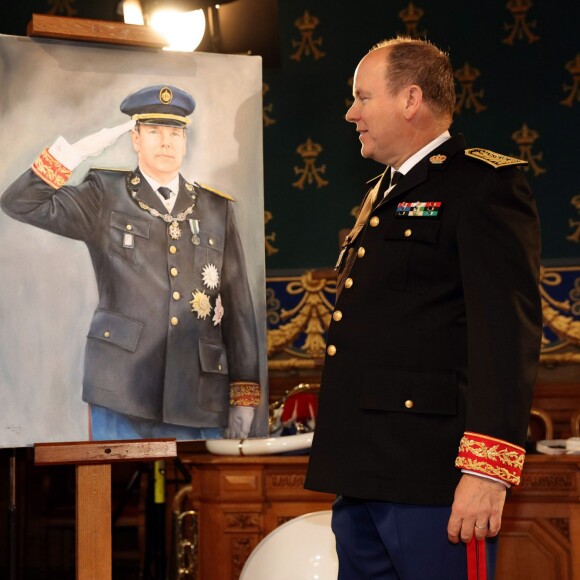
left=396, top=201, right=442, bottom=217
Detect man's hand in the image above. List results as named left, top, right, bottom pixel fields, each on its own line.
left=447, top=474, right=507, bottom=544
left=48, top=119, right=136, bottom=172
left=225, top=406, right=255, bottom=439
left=72, top=119, right=136, bottom=159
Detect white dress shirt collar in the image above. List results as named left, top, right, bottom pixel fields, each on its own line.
left=139, top=169, right=180, bottom=212
left=396, top=130, right=451, bottom=177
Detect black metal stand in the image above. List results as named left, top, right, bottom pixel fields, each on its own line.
left=8, top=449, right=17, bottom=580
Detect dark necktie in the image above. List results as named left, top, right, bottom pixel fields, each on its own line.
left=390, top=170, right=403, bottom=188
left=158, top=186, right=172, bottom=200
left=372, top=169, right=403, bottom=209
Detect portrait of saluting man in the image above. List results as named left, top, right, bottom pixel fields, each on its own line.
left=1, top=84, right=261, bottom=441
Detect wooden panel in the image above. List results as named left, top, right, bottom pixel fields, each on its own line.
left=27, top=14, right=167, bottom=48
left=497, top=519, right=571, bottom=580
left=181, top=454, right=580, bottom=580
left=35, top=439, right=177, bottom=466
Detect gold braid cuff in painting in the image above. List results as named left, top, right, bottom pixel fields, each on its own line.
left=32, top=149, right=73, bottom=189
left=230, top=382, right=261, bottom=407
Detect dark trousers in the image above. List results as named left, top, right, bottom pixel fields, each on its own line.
left=331, top=496, right=498, bottom=580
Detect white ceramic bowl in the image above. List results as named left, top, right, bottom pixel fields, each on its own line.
left=205, top=432, right=314, bottom=456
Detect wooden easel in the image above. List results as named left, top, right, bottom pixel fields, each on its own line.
left=34, top=439, right=177, bottom=580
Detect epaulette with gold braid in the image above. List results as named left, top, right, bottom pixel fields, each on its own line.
left=195, top=181, right=236, bottom=201
left=465, top=148, right=527, bottom=169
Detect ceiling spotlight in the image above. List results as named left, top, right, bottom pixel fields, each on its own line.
left=121, top=0, right=206, bottom=52
left=150, top=8, right=206, bottom=52
left=122, top=0, right=145, bottom=25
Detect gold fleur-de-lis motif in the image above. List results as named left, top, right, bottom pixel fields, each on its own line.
left=561, top=55, right=580, bottom=108
left=292, top=138, right=329, bottom=189
left=263, top=83, right=276, bottom=127
left=264, top=211, right=279, bottom=257
left=454, top=63, right=487, bottom=114
left=502, top=0, right=539, bottom=45
left=511, top=123, right=546, bottom=176
left=567, top=195, right=580, bottom=243
left=398, top=2, right=427, bottom=38
left=48, top=0, right=77, bottom=16
left=290, top=10, right=326, bottom=62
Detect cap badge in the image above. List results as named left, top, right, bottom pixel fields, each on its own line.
left=159, top=87, right=173, bottom=105
left=429, top=154, right=447, bottom=164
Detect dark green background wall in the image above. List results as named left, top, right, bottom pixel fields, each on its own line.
left=2, top=0, right=579, bottom=272
left=264, top=0, right=579, bottom=271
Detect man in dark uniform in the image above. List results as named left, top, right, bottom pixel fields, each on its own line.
left=1, top=85, right=261, bottom=440
left=304, top=38, right=542, bottom=578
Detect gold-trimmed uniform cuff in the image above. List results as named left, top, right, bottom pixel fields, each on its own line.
left=229, top=382, right=260, bottom=407
left=31, top=148, right=72, bottom=189
left=455, top=431, right=526, bottom=486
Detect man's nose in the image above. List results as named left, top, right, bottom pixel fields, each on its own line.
left=345, top=102, right=358, bottom=123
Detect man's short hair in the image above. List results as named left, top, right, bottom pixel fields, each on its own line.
left=371, top=37, right=456, bottom=120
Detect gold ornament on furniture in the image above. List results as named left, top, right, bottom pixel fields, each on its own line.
left=292, top=138, right=329, bottom=189
left=262, top=83, right=276, bottom=127
left=561, top=55, right=580, bottom=108
left=540, top=267, right=580, bottom=365
left=567, top=195, right=580, bottom=243
left=502, top=0, right=539, bottom=45
left=511, top=123, right=546, bottom=176
left=267, top=272, right=337, bottom=370
left=398, top=2, right=427, bottom=38
left=264, top=211, right=279, bottom=257
left=290, top=10, right=326, bottom=62
left=454, top=63, right=487, bottom=114
left=48, top=0, right=77, bottom=16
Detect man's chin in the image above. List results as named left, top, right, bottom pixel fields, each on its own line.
left=360, top=146, right=374, bottom=161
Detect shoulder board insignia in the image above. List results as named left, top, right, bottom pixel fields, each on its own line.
left=465, top=148, right=527, bottom=168
left=195, top=181, right=236, bottom=201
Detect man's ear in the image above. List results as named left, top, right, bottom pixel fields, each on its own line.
left=402, top=85, right=423, bottom=119
left=130, top=128, right=140, bottom=153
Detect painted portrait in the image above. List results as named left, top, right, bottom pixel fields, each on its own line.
left=0, top=34, right=268, bottom=446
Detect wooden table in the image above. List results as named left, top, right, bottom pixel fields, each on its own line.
left=180, top=453, right=580, bottom=580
